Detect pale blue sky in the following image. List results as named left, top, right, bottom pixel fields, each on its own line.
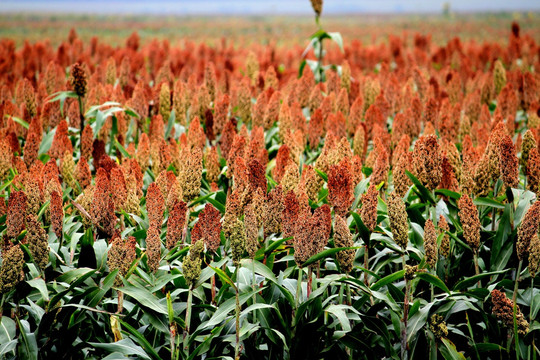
left=2, top=0, right=540, bottom=15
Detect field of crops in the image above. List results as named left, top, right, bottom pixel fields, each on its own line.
left=0, top=5, right=539, bottom=360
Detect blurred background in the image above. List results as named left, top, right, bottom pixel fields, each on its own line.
left=1, top=0, right=539, bottom=46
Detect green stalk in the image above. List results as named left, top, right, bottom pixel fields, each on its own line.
left=401, top=255, right=409, bottom=360
left=295, top=267, right=303, bottom=310
left=235, top=266, right=241, bottom=360
left=531, top=277, right=535, bottom=360
left=252, top=260, right=257, bottom=323
left=512, top=260, right=523, bottom=360
left=183, top=286, right=193, bottom=357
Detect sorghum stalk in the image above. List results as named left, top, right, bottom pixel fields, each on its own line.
left=512, top=260, right=523, bottom=360
left=401, top=255, right=409, bottom=360
left=183, top=286, right=193, bottom=357
left=235, top=266, right=241, bottom=360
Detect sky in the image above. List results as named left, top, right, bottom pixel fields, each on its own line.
left=1, top=0, right=540, bottom=15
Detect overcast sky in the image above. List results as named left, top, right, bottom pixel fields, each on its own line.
left=1, top=0, right=540, bottom=15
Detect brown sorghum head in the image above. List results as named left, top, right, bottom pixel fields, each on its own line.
left=405, top=264, right=418, bottom=280
left=179, top=148, right=203, bottom=202
left=204, top=146, right=221, bottom=185
left=108, top=235, right=137, bottom=286
left=24, top=177, right=42, bottom=216
left=371, top=139, right=390, bottom=189
left=493, top=60, right=506, bottom=95
left=360, top=184, right=379, bottom=232
left=438, top=215, right=450, bottom=258
left=166, top=200, right=187, bottom=250
left=334, top=215, right=355, bottom=273
left=328, top=159, right=354, bottom=218
left=458, top=194, right=481, bottom=253
left=0, top=244, right=24, bottom=293
left=146, top=225, right=161, bottom=273
left=244, top=202, right=259, bottom=259
left=517, top=200, right=540, bottom=261
left=50, top=190, right=63, bottom=240
left=26, top=213, right=49, bottom=270
left=110, top=168, right=128, bottom=212
left=198, top=204, right=222, bottom=252
left=92, top=168, right=109, bottom=225
left=312, top=204, right=332, bottom=255
left=282, top=190, right=300, bottom=241
left=70, top=62, right=87, bottom=98
left=528, top=147, right=540, bottom=193
left=76, top=157, right=91, bottom=190
left=498, top=135, right=518, bottom=189
left=412, top=134, right=442, bottom=191
left=528, top=234, right=540, bottom=277
left=387, top=192, right=409, bottom=250
left=293, top=210, right=313, bottom=267
left=424, top=219, right=438, bottom=268
left=491, top=289, right=529, bottom=335
left=146, top=182, right=164, bottom=229
left=248, top=159, right=267, bottom=193
left=299, top=165, right=321, bottom=202
left=263, top=185, right=284, bottom=237
left=6, top=191, right=27, bottom=239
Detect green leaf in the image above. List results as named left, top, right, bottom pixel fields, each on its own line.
left=0, top=317, right=16, bottom=356
left=203, top=288, right=262, bottom=329
left=371, top=270, right=405, bottom=291
left=440, top=338, right=467, bottom=360
left=38, top=128, right=56, bottom=155
left=327, top=32, right=344, bottom=52
left=453, top=270, right=506, bottom=291
left=119, top=283, right=168, bottom=315
left=27, top=278, right=49, bottom=302
left=8, top=115, right=29, bottom=130
left=302, top=247, right=360, bottom=267
left=118, top=319, right=161, bottom=360
left=89, top=338, right=151, bottom=360
left=325, top=304, right=352, bottom=332
left=113, top=138, right=132, bottom=159
left=474, top=197, right=505, bottom=209
left=165, top=110, right=176, bottom=138
left=16, top=318, right=38, bottom=360
left=314, top=168, right=328, bottom=182
left=206, top=196, right=226, bottom=214
left=405, top=171, right=436, bottom=205
left=209, top=264, right=236, bottom=290
left=416, top=273, right=450, bottom=294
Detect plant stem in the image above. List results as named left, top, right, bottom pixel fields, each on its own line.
left=77, top=96, right=85, bottom=132
left=512, top=260, right=523, bottom=360
left=346, top=282, right=351, bottom=306
left=401, top=255, right=409, bottom=360
left=364, top=245, right=369, bottom=287
left=307, top=266, right=313, bottom=299
left=117, top=290, right=124, bottom=313
left=295, top=267, right=303, bottom=310
left=252, top=260, right=257, bottom=323
left=235, top=265, right=241, bottom=360
left=473, top=251, right=480, bottom=286
left=531, top=277, right=535, bottom=360
left=211, top=273, right=216, bottom=305
left=183, top=286, right=193, bottom=357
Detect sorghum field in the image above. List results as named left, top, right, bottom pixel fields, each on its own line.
left=0, top=3, right=540, bottom=359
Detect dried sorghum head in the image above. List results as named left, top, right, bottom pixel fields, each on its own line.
left=6, top=191, right=27, bottom=239
left=312, top=204, right=332, bottom=255
left=491, top=289, right=529, bottom=335
left=263, top=185, right=284, bottom=237
left=146, top=225, right=161, bottom=273
left=81, top=125, right=94, bottom=164
left=498, top=135, right=518, bottom=189
left=76, top=157, right=91, bottom=190
left=387, top=192, right=408, bottom=250
left=458, top=194, right=480, bottom=253
left=244, top=202, right=259, bottom=259
left=92, top=168, right=109, bottom=225
left=528, top=234, right=540, bottom=277
left=26, top=214, right=49, bottom=270
left=424, top=219, right=438, bottom=268
left=107, top=235, right=136, bottom=286
left=146, top=182, right=164, bottom=229
left=493, top=60, right=506, bottom=95
left=527, top=147, right=540, bottom=193
left=517, top=200, right=540, bottom=261
left=328, top=159, right=354, bottom=218
left=405, top=264, right=418, bottom=280
left=50, top=190, right=63, bottom=240
left=299, top=165, right=321, bottom=202
left=179, top=148, right=203, bottom=202
left=197, top=204, right=222, bottom=252
left=438, top=215, right=450, bottom=258
left=282, top=190, right=300, bottom=241
left=70, top=62, right=87, bottom=98
left=222, top=188, right=244, bottom=238
left=0, top=244, right=24, bottom=293
left=360, top=184, right=378, bottom=232
left=334, top=215, right=354, bottom=273
left=412, top=135, right=442, bottom=191
left=166, top=200, right=187, bottom=250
